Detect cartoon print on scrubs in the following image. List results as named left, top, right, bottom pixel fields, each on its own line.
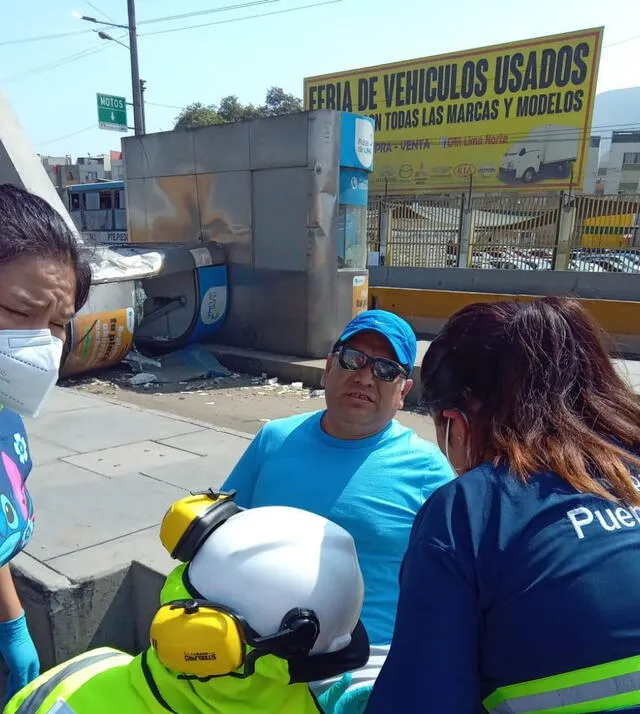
left=0, top=406, right=34, bottom=565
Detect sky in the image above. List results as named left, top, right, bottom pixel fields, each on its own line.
left=1, top=0, right=639, bottom=158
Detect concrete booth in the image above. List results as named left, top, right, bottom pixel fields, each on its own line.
left=119, top=109, right=374, bottom=359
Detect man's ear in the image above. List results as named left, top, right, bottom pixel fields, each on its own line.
left=321, top=353, right=334, bottom=388
left=397, top=378, right=414, bottom=408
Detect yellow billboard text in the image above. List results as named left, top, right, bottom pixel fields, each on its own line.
left=304, top=28, right=603, bottom=193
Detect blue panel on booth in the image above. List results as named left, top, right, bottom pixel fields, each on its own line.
left=339, top=167, right=369, bottom=207
left=339, top=113, right=375, bottom=171
left=189, top=264, right=229, bottom=343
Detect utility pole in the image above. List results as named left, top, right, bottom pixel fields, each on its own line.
left=77, top=5, right=146, bottom=136
left=127, top=0, right=144, bottom=136
left=139, top=79, right=147, bottom=135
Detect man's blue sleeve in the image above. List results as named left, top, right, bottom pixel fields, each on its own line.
left=220, top=430, right=264, bottom=508
left=365, top=504, right=481, bottom=713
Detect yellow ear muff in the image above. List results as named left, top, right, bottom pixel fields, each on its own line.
left=160, top=489, right=241, bottom=562
left=150, top=600, right=245, bottom=678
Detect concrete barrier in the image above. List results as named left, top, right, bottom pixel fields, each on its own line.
left=370, top=286, right=640, bottom=358
left=369, top=266, right=640, bottom=301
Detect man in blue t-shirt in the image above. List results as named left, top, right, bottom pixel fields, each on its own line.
left=221, top=310, right=454, bottom=655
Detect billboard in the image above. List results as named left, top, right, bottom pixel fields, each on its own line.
left=304, top=27, right=603, bottom=194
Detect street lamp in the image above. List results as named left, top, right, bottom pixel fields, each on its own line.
left=73, top=0, right=145, bottom=136
left=95, top=31, right=147, bottom=134
left=97, top=31, right=129, bottom=50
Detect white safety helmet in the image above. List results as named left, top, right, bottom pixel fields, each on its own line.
left=187, top=505, right=364, bottom=656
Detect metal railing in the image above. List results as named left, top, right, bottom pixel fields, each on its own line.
left=468, top=195, right=560, bottom=270
left=367, top=192, right=640, bottom=273
left=567, top=194, right=640, bottom=273
left=367, top=195, right=464, bottom=268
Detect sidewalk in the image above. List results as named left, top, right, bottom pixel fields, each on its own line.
left=212, top=341, right=640, bottom=402
left=11, top=387, right=253, bottom=672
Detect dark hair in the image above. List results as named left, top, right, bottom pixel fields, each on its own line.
left=0, top=183, right=91, bottom=312
left=421, top=296, right=640, bottom=505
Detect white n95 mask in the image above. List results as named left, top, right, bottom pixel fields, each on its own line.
left=0, top=329, right=63, bottom=418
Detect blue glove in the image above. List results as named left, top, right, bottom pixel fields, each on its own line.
left=318, top=673, right=372, bottom=714
left=0, top=612, right=40, bottom=703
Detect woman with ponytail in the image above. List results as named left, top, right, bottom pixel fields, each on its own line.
left=366, top=297, right=640, bottom=714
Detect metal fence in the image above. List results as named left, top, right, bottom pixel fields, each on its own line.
left=367, top=192, right=640, bottom=273
left=568, top=195, right=640, bottom=273
left=367, top=194, right=464, bottom=268
left=469, top=195, right=560, bottom=270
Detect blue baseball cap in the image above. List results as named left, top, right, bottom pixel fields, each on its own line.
left=334, top=309, right=417, bottom=370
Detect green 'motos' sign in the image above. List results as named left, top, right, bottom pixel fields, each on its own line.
left=97, top=93, right=128, bottom=132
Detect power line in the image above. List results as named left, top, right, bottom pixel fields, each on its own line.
left=33, top=124, right=98, bottom=147
left=603, top=33, right=640, bottom=48
left=3, top=45, right=110, bottom=83
left=137, top=0, right=280, bottom=26
left=2, top=33, right=128, bottom=84
left=142, top=0, right=345, bottom=37
left=0, top=30, right=94, bottom=47
left=3, top=15, right=636, bottom=49
left=363, top=122, right=640, bottom=148
left=0, top=2, right=343, bottom=88
left=0, top=1, right=282, bottom=45
left=84, top=0, right=119, bottom=24
left=145, top=100, right=186, bottom=110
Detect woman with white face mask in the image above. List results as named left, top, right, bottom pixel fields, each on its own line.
left=367, top=297, right=640, bottom=714
left=0, top=184, right=90, bottom=703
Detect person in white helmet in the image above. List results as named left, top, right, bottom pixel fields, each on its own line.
left=4, top=490, right=369, bottom=714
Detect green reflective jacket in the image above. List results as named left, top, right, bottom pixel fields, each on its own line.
left=4, top=645, right=324, bottom=714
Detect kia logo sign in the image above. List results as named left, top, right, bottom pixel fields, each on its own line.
left=454, top=164, right=476, bottom=177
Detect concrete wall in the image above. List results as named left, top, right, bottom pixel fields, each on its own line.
left=369, top=267, right=640, bottom=356
left=369, top=265, right=640, bottom=301
left=122, top=111, right=347, bottom=359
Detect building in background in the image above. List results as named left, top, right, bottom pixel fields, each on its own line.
left=39, top=151, right=124, bottom=192
left=583, top=136, right=600, bottom=194
left=77, top=155, right=107, bottom=183
left=40, top=155, right=79, bottom=190
left=597, top=131, right=640, bottom=195
left=107, top=150, right=125, bottom=180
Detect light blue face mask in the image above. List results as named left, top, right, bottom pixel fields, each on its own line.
left=0, top=329, right=63, bottom=418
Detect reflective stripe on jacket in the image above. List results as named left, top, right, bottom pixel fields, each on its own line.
left=483, top=655, right=640, bottom=714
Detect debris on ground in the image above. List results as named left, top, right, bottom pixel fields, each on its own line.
left=61, top=347, right=325, bottom=403
left=124, top=344, right=232, bottom=384
left=129, top=372, right=157, bottom=387
left=59, top=349, right=432, bottom=439
left=123, top=352, right=162, bottom=372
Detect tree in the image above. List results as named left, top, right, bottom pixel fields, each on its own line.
left=173, top=102, right=222, bottom=130
left=263, top=87, right=303, bottom=117
left=217, top=95, right=263, bottom=123
left=173, top=87, right=302, bottom=130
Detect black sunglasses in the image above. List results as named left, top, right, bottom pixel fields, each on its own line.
left=335, top=346, right=409, bottom=382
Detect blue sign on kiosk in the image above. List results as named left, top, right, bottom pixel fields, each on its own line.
left=337, top=113, right=375, bottom=269
left=189, top=264, right=228, bottom=343
left=132, top=244, right=229, bottom=355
